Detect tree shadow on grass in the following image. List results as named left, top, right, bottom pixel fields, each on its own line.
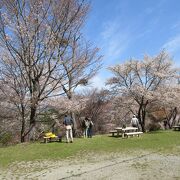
left=108, top=135, right=122, bottom=138
left=146, top=130, right=165, bottom=134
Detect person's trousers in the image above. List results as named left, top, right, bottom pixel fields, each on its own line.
left=65, top=125, right=73, bottom=142
left=87, top=128, right=92, bottom=138
left=84, top=128, right=88, bottom=138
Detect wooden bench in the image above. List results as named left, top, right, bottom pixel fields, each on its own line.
left=172, top=126, right=180, bottom=131
left=43, top=132, right=62, bottom=143
left=125, top=132, right=143, bottom=138
left=109, top=130, right=117, bottom=137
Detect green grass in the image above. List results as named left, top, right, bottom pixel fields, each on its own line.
left=0, top=130, right=179, bottom=167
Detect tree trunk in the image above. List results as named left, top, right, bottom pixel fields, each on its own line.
left=138, top=104, right=143, bottom=132
left=28, top=103, right=37, bottom=141
left=20, top=106, right=26, bottom=142
left=21, top=116, right=25, bottom=142
left=137, top=103, right=146, bottom=132
left=67, top=90, right=77, bottom=137
left=30, top=105, right=37, bottom=126
left=141, top=108, right=146, bottom=132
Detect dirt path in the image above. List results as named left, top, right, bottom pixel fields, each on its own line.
left=1, top=152, right=180, bottom=180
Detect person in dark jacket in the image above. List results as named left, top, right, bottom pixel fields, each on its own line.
left=63, top=115, right=74, bottom=143
left=87, top=118, right=94, bottom=138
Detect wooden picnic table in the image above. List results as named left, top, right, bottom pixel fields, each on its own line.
left=114, top=127, right=122, bottom=137
left=115, top=127, right=138, bottom=138
left=172, top=126, right=180, bottom=131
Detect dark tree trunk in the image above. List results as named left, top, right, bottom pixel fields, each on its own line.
left=30, top=105, right=37, bottom=126
left=21, top=117, right=25, bottom=142
left=137, top=98, right=148, bottom=132
left=20, top=106, right=26, bottom=142
left=138, top=104, right=144, bottom=132
left=141, top=108, right=146, bottom=132
left=28, top=103, right=37, bottom=141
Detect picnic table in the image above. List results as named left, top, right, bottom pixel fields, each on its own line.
left=114, top=127, right=123, bottom=137
left=172, top=126, right=180, bottom=131
left=109, top=128, right=123, bottom=137
left=115, top=127, right=142, bottom=138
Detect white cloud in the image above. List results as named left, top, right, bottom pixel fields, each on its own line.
left=101, top=22, right=118, bottom=39
left=144, top=7, right=154, bottom=15
left=89, top=75, right=106, bottom=89
left=100, top=21, right=131, bottom=65
left=171, top=22, right=180, bottom=30
left=75, top=74, right=106, bottom=93
left=162, top=34, right=180, bottom=67
left=162, top=34, right=180, bottom=53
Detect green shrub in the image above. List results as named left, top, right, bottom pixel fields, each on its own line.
left=0, top=132, right=13, bottom=146
left=147, top=123, right=161, bottom=131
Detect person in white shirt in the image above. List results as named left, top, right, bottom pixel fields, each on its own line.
left=131, top=115, right=139, bottom=130
left=82, top=117, right=89, bottom=138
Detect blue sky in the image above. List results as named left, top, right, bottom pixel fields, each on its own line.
left=80, top=0, right=180, bottom=89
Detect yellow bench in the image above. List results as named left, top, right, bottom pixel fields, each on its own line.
left=43, top=132, right=61, bottom=143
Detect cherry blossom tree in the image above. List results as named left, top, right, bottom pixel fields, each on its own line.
left=154, top=81, right=180, bottom=128
left=0, top=0, right=101, bottom=141
left=107, top=51, right=177, bottom=132
left=0, top=55, right=29, bottom=142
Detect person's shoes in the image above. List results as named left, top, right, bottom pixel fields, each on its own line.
left=70, top=141, right=73, bottom=143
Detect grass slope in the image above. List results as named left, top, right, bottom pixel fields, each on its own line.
left=0, top=131, right=179, bottom=167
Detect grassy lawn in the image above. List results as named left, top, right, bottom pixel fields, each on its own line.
left=0, top=130, right=179, bottom=168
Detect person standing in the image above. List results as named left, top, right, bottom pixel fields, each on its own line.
left=131, top=115, right=139, bottom=130
left=83, top=117, right=89, bottom=138
left=87, top=118, right=94, bottom=138
left=63, top=114, right=74, bottom=143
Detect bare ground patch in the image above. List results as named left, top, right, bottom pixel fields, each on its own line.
left=0, top=151, right=180, bottom=180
